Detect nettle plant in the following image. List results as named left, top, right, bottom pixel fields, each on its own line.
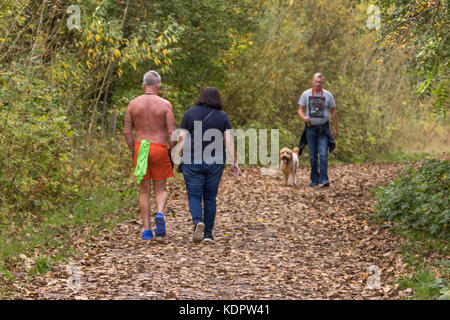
left=374, top=158, right=450, bottom=239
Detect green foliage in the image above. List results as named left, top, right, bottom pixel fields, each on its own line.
left=29, top=257, right=52, bottom=275
left=128, top=0, right=260, bottom=119
left=370, top=0, right=449, bottom=119
left=374, top=159, right=449, bottom=300
left=0, top=68, right=75, bottom=213
left=399, top=266, right=450, bottom=300
left=0, top=0, right=447, bottom=298
left=327, top=76, right=396, bottom=162
left=396, top=232, right=449, bottom=300
left=0, top=0, right=183, bottom=137
left=373, top=159, right=450, bottom=239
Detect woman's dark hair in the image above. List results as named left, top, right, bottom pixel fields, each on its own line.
left=194, top=86, right=223, bottom=110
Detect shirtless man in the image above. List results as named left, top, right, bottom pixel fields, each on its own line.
left=123, top=70, right=176, bottom=240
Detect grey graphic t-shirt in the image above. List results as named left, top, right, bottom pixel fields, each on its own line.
left=298, top=88, right=336, bottom=126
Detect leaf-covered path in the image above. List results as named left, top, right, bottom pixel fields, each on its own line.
left=15, top=163, right=409, bottom=299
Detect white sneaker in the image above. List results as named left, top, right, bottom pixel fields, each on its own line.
left=203, top=235, right=214, bottom=243
left=318, top=181, right=330, bottom=187
left=193, top=222, right=205, bottom=242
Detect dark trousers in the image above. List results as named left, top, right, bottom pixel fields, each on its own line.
left=182, top=163, right=224, bottom=236
left=306, top=126, right=329, bottom=184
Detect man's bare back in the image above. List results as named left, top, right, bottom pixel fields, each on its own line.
left=125, top=70, right=175, bottom=240
left=124, top=94, right=176, bottom=152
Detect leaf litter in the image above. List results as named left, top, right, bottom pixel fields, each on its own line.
left=12, top=163, right=412, bottom=299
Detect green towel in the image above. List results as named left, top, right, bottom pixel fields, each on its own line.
left=134, top=140, right=150, bottom=184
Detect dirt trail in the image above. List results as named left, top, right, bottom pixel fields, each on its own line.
left=15, top=163, right=409, bottom=299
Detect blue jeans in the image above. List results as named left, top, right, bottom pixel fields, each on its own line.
left=306, top=126, right=329, bottom=184
left=182, top=163, right=224, bottom=236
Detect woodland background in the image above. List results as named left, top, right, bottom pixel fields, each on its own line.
left=0, top=0, right=448, bottom=299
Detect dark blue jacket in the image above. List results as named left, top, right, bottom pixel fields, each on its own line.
left=298, top=121, right=336, bottom=156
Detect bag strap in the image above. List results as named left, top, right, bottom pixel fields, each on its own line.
left=202, top=109, right=216, bottom=124
left=189, top=109, right=216, bottom=134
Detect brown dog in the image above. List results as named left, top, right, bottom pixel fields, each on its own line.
left=279, top=147, right=299, bottom=186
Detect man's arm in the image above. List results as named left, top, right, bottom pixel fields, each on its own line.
left=123, top=102, right=134, bottom=153
left=298, top=105, right=310, bottom=123
left=329, top=107, right=338, bottom=139
left=165, top=103, right=177, bottom=152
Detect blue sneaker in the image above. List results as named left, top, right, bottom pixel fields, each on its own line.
left=142, top=230, right=153, bottom=240
left=154, top=212, right=166, bottom=237
left=309, top=181, right=319, bottom=187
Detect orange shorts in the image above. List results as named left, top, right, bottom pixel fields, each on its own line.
left=133, top=142, right=174, bottom=181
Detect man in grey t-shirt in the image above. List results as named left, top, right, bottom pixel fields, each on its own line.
left=297, top=73, right=338, bottom=187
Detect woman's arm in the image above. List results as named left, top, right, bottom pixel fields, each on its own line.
left=224, top=130, right=238, bottom=164
left=224, top=129, right=241, bottom=177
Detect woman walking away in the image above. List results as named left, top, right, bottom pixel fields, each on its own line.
left=178, top=87, right=240, bottom=243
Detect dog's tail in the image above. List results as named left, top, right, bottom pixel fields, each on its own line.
left=293, top=147, right=299, bottom=156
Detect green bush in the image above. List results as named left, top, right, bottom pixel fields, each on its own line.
left=373, top=159, right=450, bottom=239
left=0, top=69, right=76, bottom=213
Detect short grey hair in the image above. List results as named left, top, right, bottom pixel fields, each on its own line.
left=313, top=72, right=324, bottom=80
left=143, top=70, right=161, bottom=86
